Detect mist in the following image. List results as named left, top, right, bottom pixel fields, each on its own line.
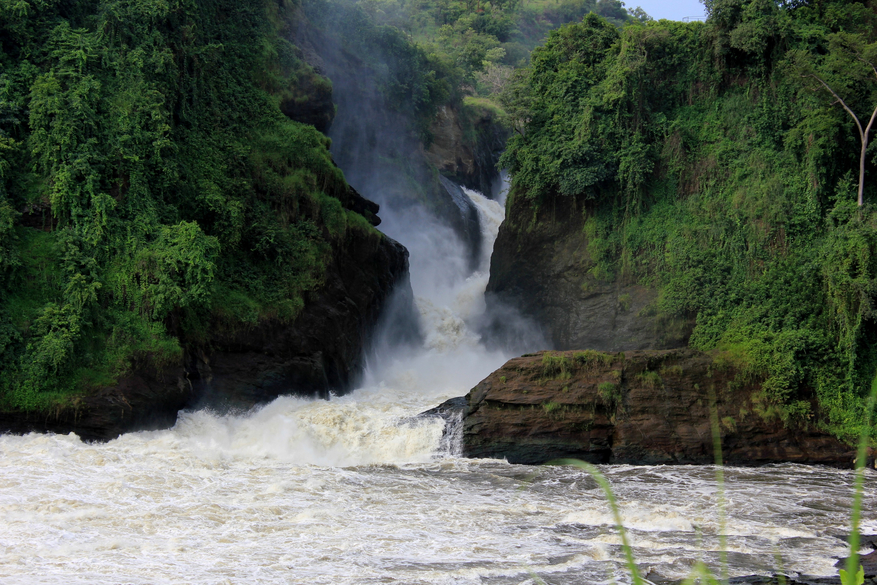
left=287, top=0, right=546, bottom=399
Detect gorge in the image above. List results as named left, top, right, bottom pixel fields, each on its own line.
left=1, top=0, right=877, bottom=583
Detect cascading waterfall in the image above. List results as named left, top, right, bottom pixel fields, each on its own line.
left=0, top=183, right=875, bottom=585
left=155, top=183, right=512, bottom=468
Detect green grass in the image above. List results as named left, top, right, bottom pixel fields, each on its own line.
left=542, top=401, right=562, bottom=414
left=542, top=352, right=572, bottom=379
left=462, top=96, right=507, bottom=118
left=598, top=381, right=619, bottom=403
left=637, top=371, right=662, bottom=389
left=573, top=349, right=614, bottom=368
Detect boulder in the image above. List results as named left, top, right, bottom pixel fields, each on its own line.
left=462, top=349, right=862, bottom=466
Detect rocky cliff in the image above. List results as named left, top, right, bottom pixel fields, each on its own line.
left=184, top=227, right=411, bottom=411
left=424, top=104, right=508, bottom=198
left=487, top=193, right=693, bottom=351
left=0, top=208, right=410, bottom=441
left=461, top=349, right=862, bottom=466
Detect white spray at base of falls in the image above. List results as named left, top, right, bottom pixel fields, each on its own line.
left=110, top=184, right=510, bottom=469
left=118, top=184, right=509, bottom=469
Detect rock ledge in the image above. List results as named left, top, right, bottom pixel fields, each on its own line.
left=461, top=349, right=864, bottom=466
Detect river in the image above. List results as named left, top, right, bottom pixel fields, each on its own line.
left=1, top=187, right=874, bottom=585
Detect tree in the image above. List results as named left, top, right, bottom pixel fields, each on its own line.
left=802, top=33, right=877, bottom=207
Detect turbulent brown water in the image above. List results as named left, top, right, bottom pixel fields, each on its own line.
left=1, top=188, right=874, bottom=585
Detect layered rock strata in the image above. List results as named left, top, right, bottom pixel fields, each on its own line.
left=461, top=348, right=862, bottom=466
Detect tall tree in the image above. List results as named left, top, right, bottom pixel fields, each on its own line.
left=802, top=32, right=877, bottom=207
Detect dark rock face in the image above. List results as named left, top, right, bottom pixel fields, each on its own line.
left=188, top=230, right=411, bottom=410
left=0, top=364, right=192, bottom=442
left=462, top=349, right=862, bottom=466
left=487, top=193, right=693, bottom=351
left=425, top=105, right=508, bottom=197
left=278, top=75, right=335, bottom=134
left=438, top=175, right=482, bottom=272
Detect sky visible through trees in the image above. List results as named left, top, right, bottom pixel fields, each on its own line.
left=631, top=0, right=705, bottom=21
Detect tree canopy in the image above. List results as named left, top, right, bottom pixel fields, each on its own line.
left=0, top=0, right=374, bottom=410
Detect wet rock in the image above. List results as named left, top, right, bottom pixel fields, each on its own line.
left=341, top=185, right=381, bottom=226
left=425, top=104, right=508, bottom=196
left=0, top=363, right=191, bottom=442
left=186, top=230, right=411, bottom=411
left=419, top=396, right=467, bottom=421
left=416, top=396, right=468, bottom=455
left=461, top=349, right=859, bottom=466
left=438, top=175, right=482, bottom=272
left=487, top=193, right=694, bottom=351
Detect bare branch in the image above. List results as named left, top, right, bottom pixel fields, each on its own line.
left=851, top=50, right=877, bottom=81
left=865, top=104, right=877, bottom=144
left=807, top=74, right=865, bottom=141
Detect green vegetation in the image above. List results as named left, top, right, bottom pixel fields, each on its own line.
left=637, top=371, right=662, bottom=389
left=573, top=349, right=613, bottom=367
left=331, top=0, right=650, bottom=124
left=500, top=0, right=877, bottom=442
left=541, top=351, right=572, bottom=378
left=597, top=380, right=619, bottom=402
left=0, top=0, right=379, bottom=411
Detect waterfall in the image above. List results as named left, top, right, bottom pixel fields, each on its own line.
left=104, top=181, right=516, bottom=468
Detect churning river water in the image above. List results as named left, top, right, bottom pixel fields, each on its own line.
left=1, top=189, right=874, bottom=585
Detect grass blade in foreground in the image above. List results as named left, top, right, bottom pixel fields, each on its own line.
left=841, top=373, right=877, bottom=585
left=549, top=458, right=644, bottom=585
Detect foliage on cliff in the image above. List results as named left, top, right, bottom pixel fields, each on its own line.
left=500, top=0, right=877, bottom=441
left=0, top=0, right=378, bottom=411
left=310, top=0, right=648, bottom=132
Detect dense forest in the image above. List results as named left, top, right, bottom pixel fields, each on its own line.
left=498, top=0, right=877, bottom=442
left=0, top=0, right=388, bottom=412
left=0, top=0, right=627, bottom=418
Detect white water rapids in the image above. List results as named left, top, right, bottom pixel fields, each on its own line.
left=1, top=187, right=875, bottom=585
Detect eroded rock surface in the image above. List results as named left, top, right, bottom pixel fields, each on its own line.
left=487, top=193, right=693, bottom=351
left=462, top=349, right=860, bottom=466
